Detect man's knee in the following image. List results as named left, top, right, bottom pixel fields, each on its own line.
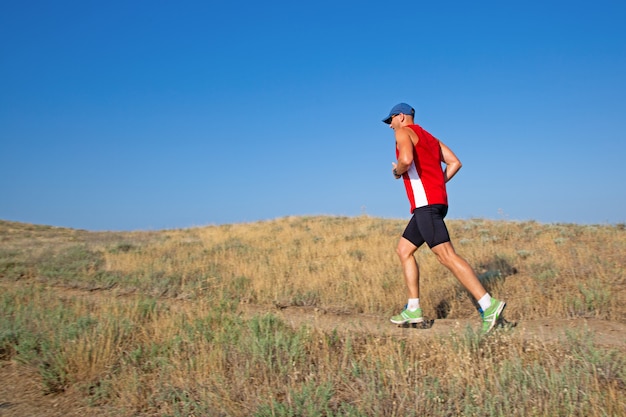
left=396, top=238, right=417, bottom=260
left=431, top=241, right=457, bottom=265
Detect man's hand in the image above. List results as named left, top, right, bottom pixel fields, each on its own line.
left=392, top=162, right=402, bottom=179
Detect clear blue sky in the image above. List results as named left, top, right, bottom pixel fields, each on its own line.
left=1, top=1, right=625, bottom=231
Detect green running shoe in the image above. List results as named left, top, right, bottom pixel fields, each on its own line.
left=390, top=307, right=423, bottom=324
left=481, top=298, right=506, bottom=334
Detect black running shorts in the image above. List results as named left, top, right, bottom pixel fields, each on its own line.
left=402, top=204, right=451, bottom=248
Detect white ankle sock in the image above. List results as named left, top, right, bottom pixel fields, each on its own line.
left=407, top=298, right=420, bottom=311
left=478, top=293, right=492, bottom=311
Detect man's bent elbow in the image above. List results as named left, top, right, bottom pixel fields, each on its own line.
left=398, top=155, right=413, bottom=168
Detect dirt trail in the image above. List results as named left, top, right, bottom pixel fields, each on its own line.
left=238, top=304, right=626, bottom=347
left=1, top=285, right=625, bottom=417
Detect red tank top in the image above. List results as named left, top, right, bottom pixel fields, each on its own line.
left=396, top=124, right=448, bottom=212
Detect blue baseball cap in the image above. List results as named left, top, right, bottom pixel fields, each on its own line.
left=382, top=103, right=415, bottom=124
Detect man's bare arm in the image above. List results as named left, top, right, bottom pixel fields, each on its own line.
left=440, top=141, right=462, bottom=182
left=392, top=128, right=415, bottom=178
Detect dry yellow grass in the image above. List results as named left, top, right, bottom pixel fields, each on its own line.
left=94, top=215, right=626, bottom=322
left=0, top=217, right=624, bottom=416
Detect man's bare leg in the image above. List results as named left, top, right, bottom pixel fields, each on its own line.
left=430, top=241, right=486, bottom=300
left=391, top=237, right=424, bottom=324
left=396, top=237, right=419, bottom=299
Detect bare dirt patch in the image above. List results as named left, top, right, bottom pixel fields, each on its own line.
left=238, top=303, right=626, bottom=348
left=0, top=361, right=114, bottom=417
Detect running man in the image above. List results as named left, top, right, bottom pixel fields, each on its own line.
left=383, top=102, right=506, bottom=333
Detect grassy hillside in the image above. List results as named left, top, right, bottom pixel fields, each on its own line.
left=0, top=217, right=624, bottom=416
